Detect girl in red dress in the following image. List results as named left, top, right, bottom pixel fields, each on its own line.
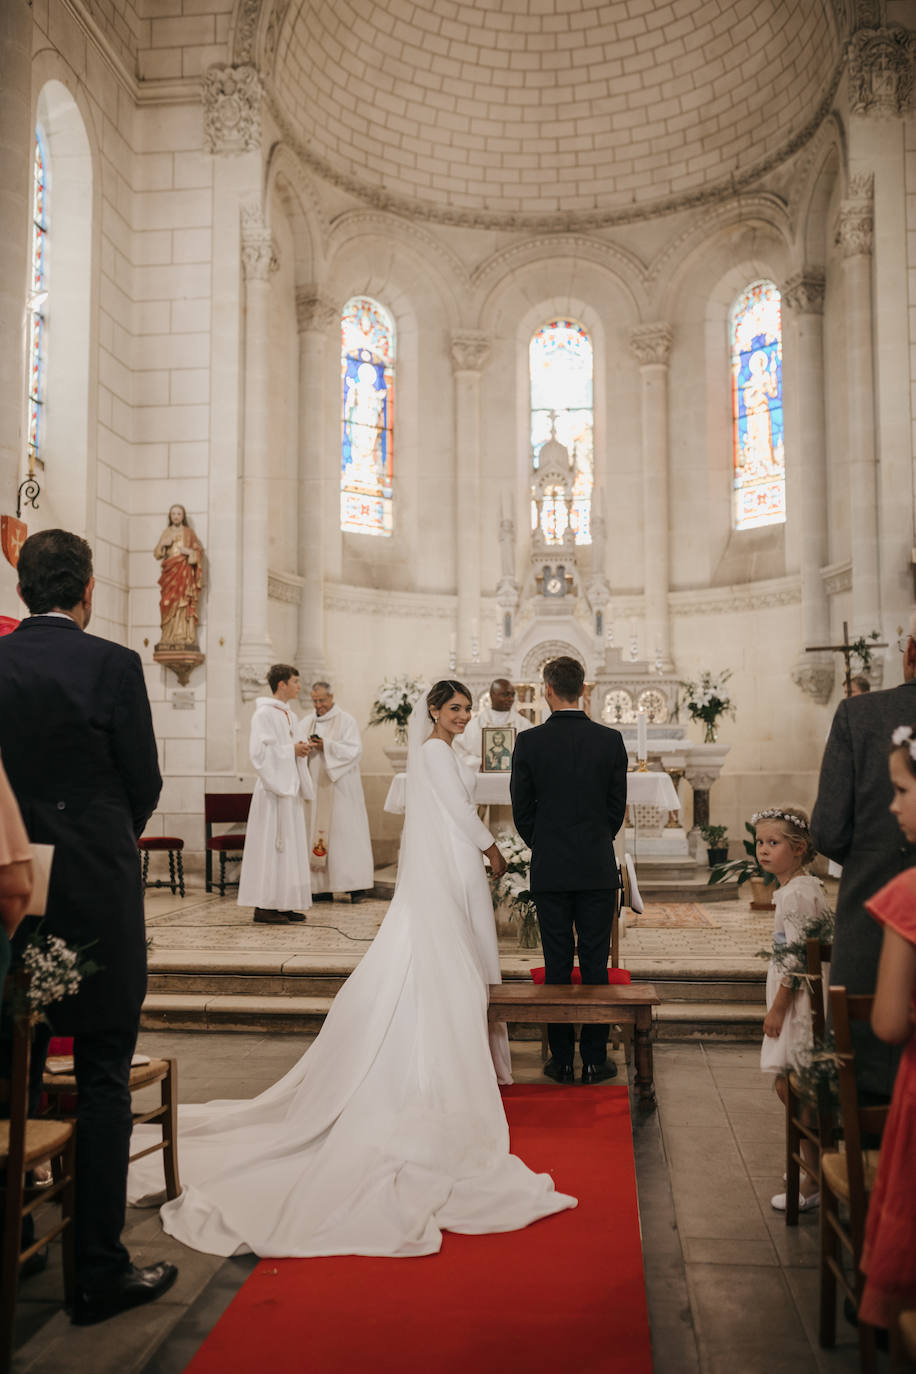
left=858, top=723, right=916, bottom=1329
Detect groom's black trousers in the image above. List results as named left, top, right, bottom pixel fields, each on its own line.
left=532, top=888, right=614, bottom=1066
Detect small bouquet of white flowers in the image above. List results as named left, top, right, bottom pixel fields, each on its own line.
left=488, top=834, right=540, bottom=948
left=679, top=669, right=735, bottom=742
left=15, top=927, right=99, bottom=1023
left=368, top=677, right=425, bottom=745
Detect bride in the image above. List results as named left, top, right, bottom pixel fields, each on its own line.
left=130, top=680, right=576, bottom=1257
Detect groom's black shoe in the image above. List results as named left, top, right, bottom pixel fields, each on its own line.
left=71, top=1262, right=179, bottom=1327
left=581, top=1061, right=618, bottom=1084
left=543, top=1058, right=575, bottom=1084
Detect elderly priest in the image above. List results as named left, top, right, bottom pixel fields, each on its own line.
left=299, top=681, right=374, bottom=903
left=454, top=677, right=531, bottom=772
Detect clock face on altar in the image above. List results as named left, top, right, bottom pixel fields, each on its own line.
left=546, top=576, right=563, bottom=596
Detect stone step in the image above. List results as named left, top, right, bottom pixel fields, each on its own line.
left=635, top=878, right=740, bottom=903
left=655, top=1000, right=764, bottom=1043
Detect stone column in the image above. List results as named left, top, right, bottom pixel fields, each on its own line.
left=450, top=333, right=490, bottom=663
left=237, top=198, right=277, bottom=699
left=630, top=324, right=673, bottom=667
left=296, top=288, right=336, bottom=678
left=784, top=271, right=834, bottom=704
left=0, top=0, right=32, bottom=514
left=836, top=175, right=880, bottom=633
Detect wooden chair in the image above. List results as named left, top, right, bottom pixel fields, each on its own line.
left=784, top=938, right=835, bottom=1225
left=137, top=835, right=185, bottom=897
left=42, top=1056, right=180, bottom=1201
left=0, top=976, right=76, bottom=1374
left=819, top=986, right=889, bottom=1374
left=204, top=792, right=251, bottom=896
left=897, top=1310, right=916, bottom=1366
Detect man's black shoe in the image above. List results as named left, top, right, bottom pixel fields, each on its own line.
left=282, top=911, right=307, bottom=922
left=349, top=891, right=365, bottom=904
left=20, top=1248, right=49, bottom=1281
left=312, top=893, right=334, bottom=902
left=71, top=1262, right=179, bottom=1327
left=253, top=908, right=288, bottom=924
left=543, top=1059, right=574, bottom=1084
left=581, top=1061, right=618, bottom=1084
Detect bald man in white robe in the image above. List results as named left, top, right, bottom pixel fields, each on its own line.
left=298, top=682, right=375, bottom=902
left=454, top=678, right=532, bottom=773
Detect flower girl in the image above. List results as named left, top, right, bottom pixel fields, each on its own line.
left=754, top=806, right=829, bottom=1213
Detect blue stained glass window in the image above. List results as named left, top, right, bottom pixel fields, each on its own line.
left=730, top=280, right=785, bottom=530
left=340, top=297, right=395, bottom=537
left=529, top=320, right=593, bottom=544
left=27, top=129, right=48, bottom=469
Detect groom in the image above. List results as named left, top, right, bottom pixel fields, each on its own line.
left=510, top=656, right=628, bottom=1084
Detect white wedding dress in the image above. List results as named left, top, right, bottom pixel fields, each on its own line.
left=129, top=703, right=576, bottom=1257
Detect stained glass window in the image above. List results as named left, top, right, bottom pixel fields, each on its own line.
left=340, top=297, right=395, bottom=536
left=730, top=280, right=784, bottom=530
left=27, top=129, right=48, bottom=470
left=529, top=321, right=593, bottom=544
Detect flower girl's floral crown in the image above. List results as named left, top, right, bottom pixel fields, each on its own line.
left=891, top=725, right=916, bottom=761
left=751, top=808, right=809, bottom=831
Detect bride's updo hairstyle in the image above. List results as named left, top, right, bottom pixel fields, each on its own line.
left=426, top=679, right=472, bottom=721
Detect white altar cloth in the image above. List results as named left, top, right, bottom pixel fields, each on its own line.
left=382, top=769, right=679, bottom=816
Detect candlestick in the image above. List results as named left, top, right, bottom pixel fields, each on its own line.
left=637, top=709, right=647, bottom=762
left=448, top=631, right=457, bottom=672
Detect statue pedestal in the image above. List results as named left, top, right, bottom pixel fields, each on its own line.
left=153, top=645, right=204, bottom=686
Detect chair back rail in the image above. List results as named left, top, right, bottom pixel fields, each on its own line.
left=204, top=792, right=252, bottom=826
left=805, top=938, right=832, bottom=1044
left=828, top=985, right=889, bottom=1262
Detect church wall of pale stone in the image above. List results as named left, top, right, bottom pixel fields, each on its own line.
left=2, top=0, right=915, bottom=873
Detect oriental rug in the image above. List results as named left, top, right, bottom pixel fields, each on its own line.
left=628, top=902, right=719, bottom=928
left=187, top=1085, right=651, bottom=1374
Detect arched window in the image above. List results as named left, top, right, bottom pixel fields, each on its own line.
left=730, top=280, right=784, bottom=530
left=340, top=296, right=395, bottom=537
left=529, top=320, right=593, bottom=544
left=27, top=128, right=49, bottom=471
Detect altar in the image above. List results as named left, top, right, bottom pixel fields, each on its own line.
left=382, top=768, right=680, bottom=815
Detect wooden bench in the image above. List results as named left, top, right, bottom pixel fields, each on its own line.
left=487, top=982, right=660, bottom=1109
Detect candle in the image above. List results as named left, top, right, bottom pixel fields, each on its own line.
left=637, top=709, right=647, bottom=761
left=471, top=618, right=479, bottom=640
left=448, top=631, right=457, bottom=655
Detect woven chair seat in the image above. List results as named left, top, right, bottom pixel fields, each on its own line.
left=44, top=1057, right=170, bottom=1093
left=0, top=1118, right=73, bottom=1169
left=137, top=836, right=184, bottom=851
left=821, top=1147, right=880, bottom=1200
left=205, top=834, right=245, bottom=849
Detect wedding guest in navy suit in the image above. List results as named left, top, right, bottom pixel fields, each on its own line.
left=510, top=656, right=628, bottom=1084
left=0, top=529, right=177, bottom=1324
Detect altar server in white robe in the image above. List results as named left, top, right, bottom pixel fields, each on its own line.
left=454, top=678, right=531, bottom=773
left=238, top=664, right=315, bottom=925
left=299, top=681, right=374, bottom=903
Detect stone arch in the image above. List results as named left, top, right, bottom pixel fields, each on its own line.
left=264, top=141, right=326, bottom=282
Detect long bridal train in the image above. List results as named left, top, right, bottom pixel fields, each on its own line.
left=129, top=695, right=575, bottom=1258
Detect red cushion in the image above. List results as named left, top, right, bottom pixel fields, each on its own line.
left=137, top=836, right=184, bottom=851
left=205, top=835, right=246, bottom=849
left=529, top=966, right=631, bottom=985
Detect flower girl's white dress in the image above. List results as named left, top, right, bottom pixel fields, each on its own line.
left=760, top=873, right=829, bottom=1074
left=129, top=705, right=575, bottom=1257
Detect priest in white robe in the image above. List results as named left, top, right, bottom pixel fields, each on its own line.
left=298, top=681, right=375, bottom=903
left=238, top=664, right=315, bottom=925
left=454, top=678, right=532, bottom=772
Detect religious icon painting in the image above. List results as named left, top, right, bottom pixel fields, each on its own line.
left=481, top=725, right=515, bottom=773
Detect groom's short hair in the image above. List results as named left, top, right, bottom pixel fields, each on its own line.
left=543, top=656, right=584, bottom=702
left=18, top=529, right=92, bottom=613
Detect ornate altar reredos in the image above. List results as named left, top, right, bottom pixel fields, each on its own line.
left=460, top=429, right=730, bottom=869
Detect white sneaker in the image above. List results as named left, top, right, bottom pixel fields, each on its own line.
left=771, top=1190, right=819, bottom=1212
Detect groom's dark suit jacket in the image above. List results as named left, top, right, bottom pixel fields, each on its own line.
left=510, top=710, right=628, bottom=892
left=0, top=616, right=161, bottom=1033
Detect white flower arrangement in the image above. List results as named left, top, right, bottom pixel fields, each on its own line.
left=17, top=929, right=99, bottom=1022
left=488, top=834, right=540, bottom=948
left=679, top=669, right=735, bottom=742
left=368, top=676, right=426, bottom=744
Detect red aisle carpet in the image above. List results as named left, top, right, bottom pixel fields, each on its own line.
left=187, top=1085, right=651, bottom=1374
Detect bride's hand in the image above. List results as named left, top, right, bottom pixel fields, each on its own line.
left=486, top=844, right=507, bottom=879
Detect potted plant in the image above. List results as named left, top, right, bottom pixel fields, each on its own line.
left=700, top=824, right=728, bottom=867
left=679, top=669, right=734, bottom=743
left=709, top=821, right=776, bottom=909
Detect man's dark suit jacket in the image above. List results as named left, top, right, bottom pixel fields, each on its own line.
left=811, top=680, right=916, bottom=1097
left=510, top=710, right=628, bottom=892
left=0, top=616, right=161, bottom=1033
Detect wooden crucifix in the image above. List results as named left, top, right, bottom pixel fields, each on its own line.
left=805, top=620, right=888, bottom=696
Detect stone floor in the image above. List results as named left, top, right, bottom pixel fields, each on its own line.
left=11, top=1030, right=869, bottom=1374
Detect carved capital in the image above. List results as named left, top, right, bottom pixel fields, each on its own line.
left=836, top=180, right=874, bottom=257
left=240, top=198, right=277, bottom=281
left=629, top=323, right=672, bottom=367
left=848, top=26, right=915, bottom=117
left=791, top=656, right=835, bottom=705
left=239, top=661, right=268, bottom=701
left=203, top=64, right=262, bottom=155
left=296, top=288, right=337, bottom=333
left=450, top=332, right=491, bottom=374
left=782, top=270, right=826, bottom=315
